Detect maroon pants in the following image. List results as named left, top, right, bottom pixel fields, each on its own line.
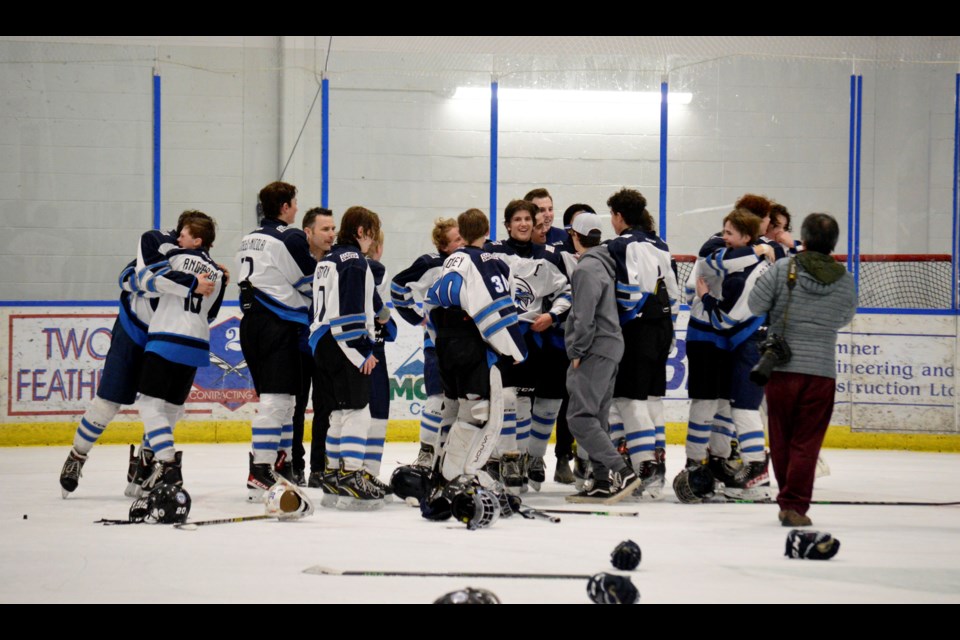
left=765, top=372, right=836, bottom=516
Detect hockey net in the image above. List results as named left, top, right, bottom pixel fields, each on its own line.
left=673, top=254, right=954, bottom=310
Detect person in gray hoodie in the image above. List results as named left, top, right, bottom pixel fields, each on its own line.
left=749, top=213, right=857, bottom=527
left=564, top=213, right=640, bottom=502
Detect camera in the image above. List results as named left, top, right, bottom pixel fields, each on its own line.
left=749, top=332, right=792, bottom=386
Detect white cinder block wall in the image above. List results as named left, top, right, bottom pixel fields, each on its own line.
left=1, top=36, right=957, bottom=301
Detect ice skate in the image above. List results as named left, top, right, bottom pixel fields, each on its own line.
left=527, top=455, right=546, bottom=492
left=412, top=443, right=435, bottom=469
left=553, top=454, right=575, bottom=484
left=500, top=452, right=523, bottom=496
left=140, top=451, right=184, bottom=494
left=247, top=452, right=280, bottom=502
left=59, top=448, right=87, bottom=498
left=629, top=460, right=665, bottom=501
left=125, top=445, right=155, bottom=498
left=719, top=454, right=772, bottom=501
left=336, top=468, right=385, bottom=511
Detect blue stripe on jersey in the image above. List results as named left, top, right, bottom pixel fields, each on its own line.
left=118, top=303, right=149, bottom=348
left=481, top=313, right=518, bottom=340
left=334, top=329, right=367, bottom=342
left=615, top=282, right=642, bottom=294
left=294, top=274, right=312, bottom=288
left=474, top=296, right=513, bottom=324
left=390, top=282, right=409, bottom=295
left=331, top=313, right=366, bottom=326
left=145, top=339, right=209, bottom=368
left=254, top=291, right=310, bottom=325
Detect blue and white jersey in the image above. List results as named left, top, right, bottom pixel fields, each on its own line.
left=424, top=246, right=527, bottom=363
left=144, top=249, right=225, bottom=368
left=309, top=243, right=376, bottom=369
left=118, top=229, right=200, bottom=348
left=699, top=257, right=771, bottom=351
left=390, top=252, right=447, bottom=327
left=369, top=258, right=397, bottom=345
left=686, top=233, right=767, bottom=349
left=235, top=218, right=316, bottom=325
left=483, top=239, right=572, bottom=325
left=606, top=228, right=679, bottom=325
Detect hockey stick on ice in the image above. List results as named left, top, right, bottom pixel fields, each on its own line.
left=174, top=514, right=274, bottom=529
left=303, top=566, right=590, bottom=580
left=516, top=506, right=561, bottom=523
left=541, top=509, right=639, bottom=517
left=702, top=498, right=960, bottom=507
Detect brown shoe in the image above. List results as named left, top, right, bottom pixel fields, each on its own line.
left=780, top=509, right=812, bottom=527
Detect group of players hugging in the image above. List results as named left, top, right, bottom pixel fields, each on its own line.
left=58, top=180, right=796, bottom=525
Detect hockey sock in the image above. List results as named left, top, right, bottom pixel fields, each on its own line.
left=280, top=394, right=295, bottom=460
left=528, top=397, right=561, bottom=458
left=420, top=394, right=443, bottom=449
left=515, top=396, right=531, bottom=455
left=686, top=398, right=718, bottom=461
left=72, top=397, right=121, bottom=455
left=648, top=396, right=666, bottom=450
left=364, top=418, right=387, bottom=476
left=339, top=407, right=370, bottom=472
left=709, top=401, right=735, bottom=459
left=325, top=411, right=342, bottom=470
left=496, top=387, right=518, bottom=458
left=616, top=397, right=655, bottom=467
left=138, top=395, right=175, bottom=463
left=251, top=394, right=289, bottom=464
left=732, top=408, right=766, bottom=462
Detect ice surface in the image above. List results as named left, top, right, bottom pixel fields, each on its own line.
left=3, top=443, right=959, bottom=603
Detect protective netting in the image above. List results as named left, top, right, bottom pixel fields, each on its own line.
left=674, top=254, right=955, bottom=310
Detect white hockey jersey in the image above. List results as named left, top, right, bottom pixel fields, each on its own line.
left=235, top=218, right=316, bottom=325
left=424, top=246, right=527, bottom=363
left=483, top=239, right=572, bottom=324
left=606, top=228, right=679, bottom=325
left=144, top=248, right=226, bottom=367
left=308, top=243, right=376, bottom=369
left=118, top=228, right=201, bottom=347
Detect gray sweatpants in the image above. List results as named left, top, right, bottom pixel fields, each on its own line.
left=565, top=353, right=623, bottom=477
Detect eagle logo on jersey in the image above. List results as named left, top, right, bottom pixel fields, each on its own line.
left=513, top=277, right=535, bottom=311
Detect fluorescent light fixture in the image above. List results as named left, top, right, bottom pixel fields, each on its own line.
left=452, top=87, right=692, bottom=105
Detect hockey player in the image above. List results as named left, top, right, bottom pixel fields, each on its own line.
left=292, top=207, right=336, bottom=487
left=605, top=188, right=679, bottom=499
left=525, top=188, right=567, bottom=247
left=364, top=230, right=397, bottom=492
left=390, top=218, right=465, bottom=469
left=133, top=216, right=226, bottom=492
left=681, top=199, right=782, bottom=496
left=59, top=210, right=217, bottom=498
left=564, top=213, right=640, bottom=503
left=484, top=199, right=571, bottom=493
left=694, top=209, right=775, bottom=496
left=309, top=206, right=385, bottom=509
left=236, top=181, right=316, bottom=500
left=424, top=208, right=527, bottom=487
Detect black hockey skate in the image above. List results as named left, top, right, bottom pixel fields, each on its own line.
left=336, top=467, right=385, bottom=511
left=719, top=453, right=771, bottom=500
left=412, top=443, right=435, bottom=469
left=319, top=465, right=340, bottom=508
left=60, top=448, right=87, bottom=498
left=125, top=444, right=155, bottom=498
left=500, top=452, right=523, bottom=496
left=140, top=451, right=184, bottom=495
left=527, top=455, right=546, bottom=491
left=553, top=454, right=576, bottom=484
left=630, top=459, right=665, bottom=501
left=247, top=452, right=281, bottom=502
